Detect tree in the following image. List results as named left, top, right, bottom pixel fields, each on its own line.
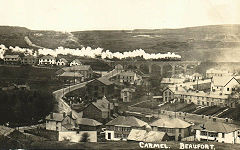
left=80, top=132, right=90, bottom=142
left=0, top=89, right=55, bottom=126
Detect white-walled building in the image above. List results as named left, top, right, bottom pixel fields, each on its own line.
left=121, top=88, right=135, bottom=102
left=70, top=59, right=82, bottom=66
left=206, top=68, right=233, bottom=78
left=105, top=116, right=148, bottom=141
left=39, top=55, right=56, bottom=65
left=211, top=76, right=240, bottom=95
left=45, top=112, right=75, bottom=131
left=117, top=71, right=142, bottom=85
left=150, top=117, right=192, bottom=141
left=195, top=121, right=240, bottom=144
left=57, top=58, right=68, bottom=66
left=163, top=85, right=236, bottom=108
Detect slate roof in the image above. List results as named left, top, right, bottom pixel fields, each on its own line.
left=92, top=97, right=110, bottom=112
left=169, top=88, right=229, bottom=99
left=106, top=116, right=148, bottom=127
left=62, top=123, right=75, bottom=130
left=58, top=72, right=83, bottom=77
left=212, top=76, right=240, bottom=87
left=45, top=113, right=65, bottom=122
left=40, top=55, right=55, bottom=60
left=0, top=125, right=15, bottom=136
left=194, top=121, right=240, bottom=133
left=23, top=55, right=36, bottom=59
left=127, top=129, right=167, bottom=142
left=121, top=88, right=135, bottom=92
left=4, top=55, right=20, bottom=59
left=76, top=118, right=102, bottom=126
left=175, top=79, right=211, bottom=88
left=150, top=117, right=191, bottom=129
left=119, top=71, right=135, bottom=76
left=192, top=73, right=202, bottom=77
left=63, top=65, right=91, bottom=71
left=161, top=78, right=185, bottom=84
left=71, top=59, right=82, bottom=64
left=97, top=77, right=113, bottom=85
left=58, top=58, right=68, bottom=63
left=206, top=68, right=229, bottom=74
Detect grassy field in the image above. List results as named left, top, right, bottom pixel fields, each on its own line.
left=0, top=65, right=63, bottom=92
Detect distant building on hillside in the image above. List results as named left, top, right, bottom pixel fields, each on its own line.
left=116, top=71, right=142, bottom=85
left=56, top=65, right=93, bottom=80
left=150, top=117, right=192, bottom=141
left=114, top=64, right=124, bottom=71
left=57, top=72, right=84, bottom=83
left=21, top=55, right=37, bottom=65
left=4, top=55, right=21, bottom=65
left=56, top=58, right=68, bottom=66
left=194, top=121, right=240, bottom=144
left=39, top=55, right=56, bottom=65
left=206, top=68, right=233, bottom=78
left=70, top=59, right=82, bottom=66
left=190, top=73, right=203, bottom=82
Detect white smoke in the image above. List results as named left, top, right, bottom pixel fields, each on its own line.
left=0, top=44, right=181, bottom=60
left=0, top=44, right=8, bottom=59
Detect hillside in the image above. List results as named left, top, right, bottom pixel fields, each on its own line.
left=0, top=24, right=240, bottom=61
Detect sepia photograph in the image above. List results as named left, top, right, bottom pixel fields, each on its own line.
left=0, top=0, right=240, bottom=149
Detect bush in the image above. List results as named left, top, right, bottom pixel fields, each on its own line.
left=80, top=132, right=90, bottom=142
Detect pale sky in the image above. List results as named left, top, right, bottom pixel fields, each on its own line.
left=0, top=0, right=239, bottom=31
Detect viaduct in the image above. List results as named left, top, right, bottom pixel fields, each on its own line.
left=109, top=60, right=201, bottom=75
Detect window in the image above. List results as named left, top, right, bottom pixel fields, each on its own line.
left=227, top=88, right=229, bottom=91
left=208, top=132, right=218, bottom=137
left=200, top=131, right=208, bottom=136
left=222, top=133, right=225, bottom=138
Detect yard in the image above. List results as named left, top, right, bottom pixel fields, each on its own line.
left=159, top=102, right=197, bottom=113
left=133, top=99, right=161, bottom=109
left=193, top=106, right=227, bottom=116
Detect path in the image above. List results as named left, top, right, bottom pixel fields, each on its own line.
left=52, top=68, right=121, bottom=119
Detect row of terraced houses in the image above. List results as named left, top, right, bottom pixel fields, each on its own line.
left=3, top=54, right=83, bottom=66
left=163, top=69, right=240, bottom=108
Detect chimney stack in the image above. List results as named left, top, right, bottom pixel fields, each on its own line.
left=175, top=86, right=178, bottom=91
